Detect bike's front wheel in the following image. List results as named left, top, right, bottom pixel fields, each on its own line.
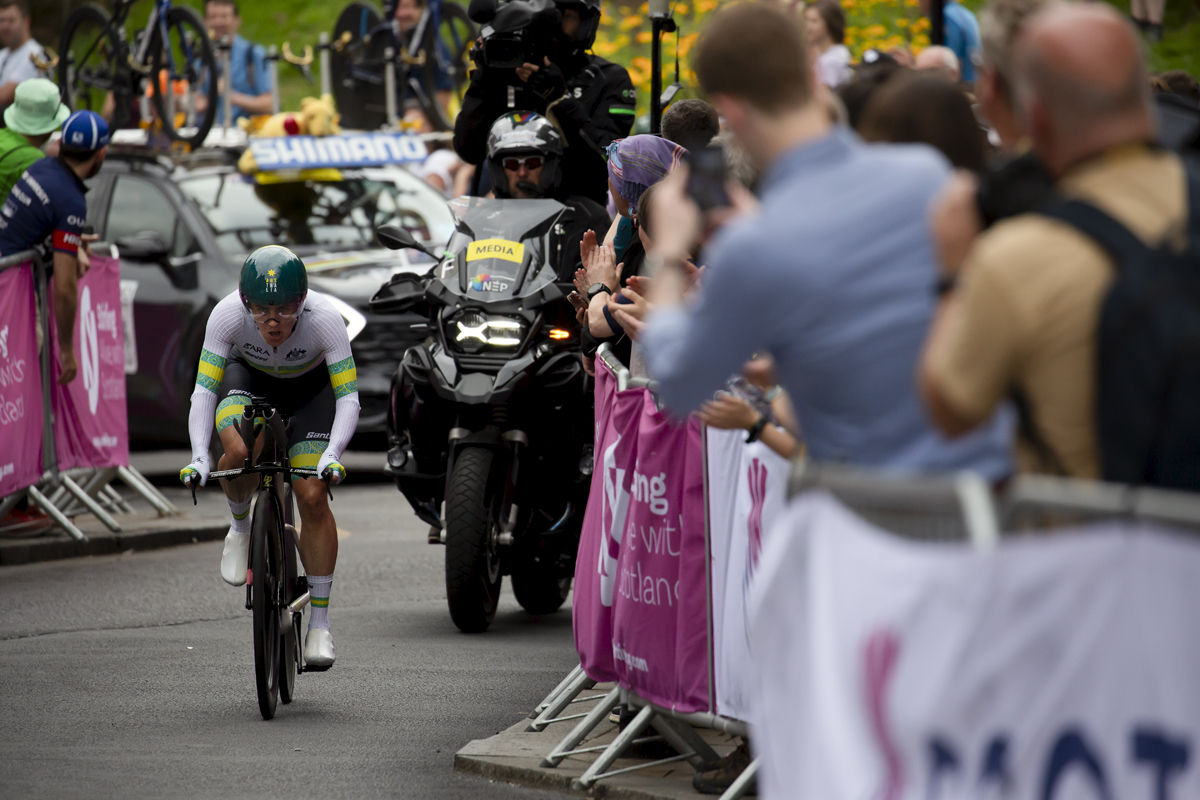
left=58, top=4, right=120, bottom=121
left=148, top=5, right=219, bottom=149
left=251, top=491, right=282, bottom=720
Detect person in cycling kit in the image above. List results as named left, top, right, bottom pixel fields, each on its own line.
left=486, top=111, right=610, bottom=280
left=453, top=0, right=635, bottom=205
left=180, top=245, right=359, bottom=669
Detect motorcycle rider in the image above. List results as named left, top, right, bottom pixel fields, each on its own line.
left=486, top=111, right=610, bottom=280
left=180, top=245, right=358, bottom=669
left=454, top=0, right=635, bottom=206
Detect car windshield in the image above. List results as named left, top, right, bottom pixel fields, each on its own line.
left=177, top=166, right=455, bottom=257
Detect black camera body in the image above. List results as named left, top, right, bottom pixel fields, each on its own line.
left=470, top=0, right=563, bottom=70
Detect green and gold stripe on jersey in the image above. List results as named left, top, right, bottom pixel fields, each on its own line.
left=195, top=348, right=226, bottom=393
left=327, top=356, right=358, bottom=399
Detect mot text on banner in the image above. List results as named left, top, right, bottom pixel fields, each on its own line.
left=609, top=392, right=708, bottom=713
left=705, top=429, right=789, bottom=723
left=0, top=263, right=43, bottom=497
left=50, top=254, right=130, bottom=471
left=749, top=490, right=1200, bottom=800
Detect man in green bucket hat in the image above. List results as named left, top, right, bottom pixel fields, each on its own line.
left=0, top=77, right=67, bottom=200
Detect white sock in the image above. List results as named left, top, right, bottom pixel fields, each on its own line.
left=228, top=498, right=251, bottom=535
left=307, top=573, right=332, bottom=631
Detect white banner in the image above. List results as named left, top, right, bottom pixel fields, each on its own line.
left=749, top=491, right=1200, bottom=800
left=706, top=429, right=790, bottom=722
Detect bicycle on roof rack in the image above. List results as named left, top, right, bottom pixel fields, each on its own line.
left=59, top=0, right=219, bottom=150
left=185, top=395, right=337, bottom=720
left=330, top=0, right=476, bottom=132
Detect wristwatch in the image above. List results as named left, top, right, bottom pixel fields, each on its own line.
left=746, top=416, right=768, bottom=443
left=587, top=283, right=614, bottom=302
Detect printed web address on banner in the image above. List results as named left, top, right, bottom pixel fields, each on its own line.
left=613, top=643, right=649, bottom=673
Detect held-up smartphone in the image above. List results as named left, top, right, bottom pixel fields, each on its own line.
left=685, top=142, right=728, bottom=212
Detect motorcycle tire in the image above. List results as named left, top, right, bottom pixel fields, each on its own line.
left=511, top=571, right=571, bottom=616
left=444, top=447, right=502, bottom=633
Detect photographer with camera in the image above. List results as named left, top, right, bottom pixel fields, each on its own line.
left=485, top=111, right=610, bottom=280
left=453, top=0, right=635, bottom=206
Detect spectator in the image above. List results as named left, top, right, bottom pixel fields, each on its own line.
left=0, top=78, right=65, bottom=199
left=394, top=0, right=454, bottom=113
left=859, top=72, right=987, bottom=171
left=0, top=0, right=43, bottom=114
left=1130, top=0, right=1165, bottom=42
left=0, top=111, right=109, bottom=384
left=202, top=0, right=271, bottom=123
left=805, top=0, right=852, bottom=88
left=601, top=133, right=685, bottom=267
left=837, top=61, right=904, bottom=130
left=977, top=0, right=1050, bottom=153
left=401, top=103, right=469, bottom=197
left=919, top=2, right=1178, bottom=478
left=716, top=129, right=760, bottom=192
left=640, top=2, right=1012, bottom=483
left=661, top=98, right=720, bottom=148
left=921, top=0, right=982, bottom=82
left=915, top=45, right=962, bottom=81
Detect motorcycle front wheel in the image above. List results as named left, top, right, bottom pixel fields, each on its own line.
left=444, top=447, right=502, bottom=633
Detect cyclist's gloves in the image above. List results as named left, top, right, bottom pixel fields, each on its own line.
left=317, top=451, right=346, bottom=486
left=180, top=455, right=210, bottom=488
left=527, top=61, right=566, bottom=104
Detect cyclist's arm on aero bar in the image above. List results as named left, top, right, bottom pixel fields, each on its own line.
left=317, top=305, right=361, bottom=478
left=188, top=297, right=241, bottom=469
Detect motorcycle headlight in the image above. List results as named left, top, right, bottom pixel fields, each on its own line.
left=451, top=312, right=527, bottom=351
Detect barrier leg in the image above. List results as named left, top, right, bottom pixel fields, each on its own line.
left=649, top=714, right=720, bottom=770
left=60, top=474, right=122, bottom=532
left=541, top=685, right=620, bottom=768
left=531, top=664, right=583, bottom=717
left=526, top=670, right=595, bottom=732
left=717, top=757, right=760, bottom=800
left=0, top=490, right=24, bottom=522
left=27, top=485, right=86, bottom=541
left=117, top=466, right=177, bottom=516
left=571, top=704, right=659, bottom=790
left=103, top=485, right=136, bottom=515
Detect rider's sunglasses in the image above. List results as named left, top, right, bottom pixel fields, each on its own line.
left=249, top=301, right=302, bottom=321
left=502, top=156, right=543, bottom=172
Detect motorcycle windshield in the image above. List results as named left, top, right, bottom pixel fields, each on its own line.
left=439, top=196, right=566, bottom=301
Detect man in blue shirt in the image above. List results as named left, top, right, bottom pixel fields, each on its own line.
left=639, top=3, right=1012, bottom=482
left=204, top=0, right=271, bottom=123
left=0, top=111, right=108, bottom=384
left=923, top=0, right=982, bottom=82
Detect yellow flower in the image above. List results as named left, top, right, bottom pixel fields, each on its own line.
left=632, top=56, right=653, bottom=73
left=675, top=3, right=690, bottom=13
left=864, top=23, right=887, bottom=37
left=678, top=31, right=699, bottom=57
left=695, top=0, right=718, bottom=12
left=896, top=17, right=908, bottom=27
left=601, top=13, right=614, bottom=24
left=593, top=39, right=621, bottom=56
left=637, top=30, right=653, bottom=43
left=640, top=1, right=649, bottom=12
left=620, top=15, right=643, bottom=30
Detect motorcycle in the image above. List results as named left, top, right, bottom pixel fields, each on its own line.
left=370, top=197, right=592, bottom=633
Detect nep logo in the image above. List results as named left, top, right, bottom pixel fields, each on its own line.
left=470, top=273, right=510, bottom=293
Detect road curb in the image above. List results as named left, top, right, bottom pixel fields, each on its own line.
left=0, top=515, right=227, bottom=567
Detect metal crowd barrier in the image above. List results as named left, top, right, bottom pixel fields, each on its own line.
left=0, top=248, right=179, bottom=543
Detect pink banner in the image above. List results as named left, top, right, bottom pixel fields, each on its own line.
left=0, top=263, right=44, bottom=497
left=50, top=254, right=129, bottom=470
left=609, top=392, right=709, bottom=712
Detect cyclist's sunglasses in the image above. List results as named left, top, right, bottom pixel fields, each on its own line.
left=502, top=156, right=543, bottom=171
left=249, top=301, right=302, bottom=321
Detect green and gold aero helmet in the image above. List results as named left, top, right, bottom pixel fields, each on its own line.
left=239, top=245, right=308, bottom=310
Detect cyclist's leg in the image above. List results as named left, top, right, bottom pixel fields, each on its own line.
left=214, top=359, right=265, bottom=586
left=286, top=376, right=338, bottom=666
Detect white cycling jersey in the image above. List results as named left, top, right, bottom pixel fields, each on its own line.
left=187, top=290, right=360, bottom=474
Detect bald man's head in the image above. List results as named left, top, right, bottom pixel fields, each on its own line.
left=1011, top=3, right=1152, bottom=141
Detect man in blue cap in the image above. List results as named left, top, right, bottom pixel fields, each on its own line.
left=0, top=110, right=108, bottom=384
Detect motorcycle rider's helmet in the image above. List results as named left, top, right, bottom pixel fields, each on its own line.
left=239, top=245, right=309, bottom=313
left=486, top=112, right=564, bottom=198
left=554, top=0, right=600, bottom=55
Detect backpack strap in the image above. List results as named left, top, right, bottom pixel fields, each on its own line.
left=1038, top=197, right=1152, bottom=271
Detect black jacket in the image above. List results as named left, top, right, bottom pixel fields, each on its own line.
left=453, top=54, right=636, bottom=205
left=555, top=195, right=612, bottom=281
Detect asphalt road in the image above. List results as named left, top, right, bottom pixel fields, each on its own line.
left=0, top=482, right=578, bottom=799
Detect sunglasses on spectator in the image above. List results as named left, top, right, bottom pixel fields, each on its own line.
left=502, top=156, right=543, bottom=171
left=249, top=302, right=302, bottom=321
